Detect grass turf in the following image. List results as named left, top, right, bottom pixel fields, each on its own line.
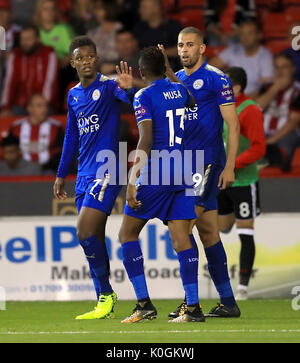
left=0, top=299, right=299, bottom=343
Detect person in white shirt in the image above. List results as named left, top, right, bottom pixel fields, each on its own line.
left=209, top=19, right=274, bottom=98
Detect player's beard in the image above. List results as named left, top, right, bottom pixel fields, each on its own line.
left=180, top=54, right=200, bottom=69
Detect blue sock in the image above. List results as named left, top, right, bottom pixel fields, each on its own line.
left=122, top=241, right=149, bottom=301
left=178, top=248, right=199, bottom=306
left=205, top=241, right=236, bottom=307
left=88, top=263, right=101, bottom=300
left=79, top=235, right=113, bottom=296
left=189, top=234, right=199, bottom=258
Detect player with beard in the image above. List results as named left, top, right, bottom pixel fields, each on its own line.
left=159, top=26, right=241, bottom=319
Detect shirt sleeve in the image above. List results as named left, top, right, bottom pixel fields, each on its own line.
left=214, top=73, right=235, bottom=106
left=1, top=51, right=17, bottom=110
left=56, top=96, right=79, bottom=178
left=134, top=90, right=152, bottom=126
left=112, top=80, right=131, bottom=104
left=235, top=105, right=266, bottom=169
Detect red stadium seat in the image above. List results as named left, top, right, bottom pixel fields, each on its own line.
left=121, top=113, right=139, bottom=145
left=169, top=9, right=204, bottom=31
left=264, top=39, right=291, bottom=54
left=178, top=0, right=205, bottom=8
left=263, top=12, right=290, bottom=40
left=259, top=147, right=300, bottom=177
left=163, top=0, right=176, bottom=12
left=282, top=0, right=300, bottom=7
left=205, top=46, right=226, bottom=59
left=285, top=7, right=300, bottom=24
left=0, top=116, right=20, bottom=139
left=292, top=147, right=300, bottom=169
left=58, top=0, right=72, bottom=21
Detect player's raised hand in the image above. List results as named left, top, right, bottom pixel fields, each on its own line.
left=53, top=177, right=68, bottom=200
left=116, top=61, right=133, bottom=90
left=157, top=44, right=171, bottom=70
left=126, top=183, right=142, bottom=210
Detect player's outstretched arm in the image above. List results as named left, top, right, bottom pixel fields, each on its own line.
left=158, top=44, right=195, bottom=108
left=158, top=44, right=179, bottom=83
left=218, top=103, right=240, bottom=189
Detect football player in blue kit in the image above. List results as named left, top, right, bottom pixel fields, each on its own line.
left=160, top=27, right=241, bottom=319
left=118, top=46, right=206, bottom=323
left=53, top=36, right=134, bottom=320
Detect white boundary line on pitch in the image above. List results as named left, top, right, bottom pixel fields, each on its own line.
left=1, top=329, right=300, bottom=335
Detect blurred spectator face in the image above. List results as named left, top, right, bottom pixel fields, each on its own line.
left=27, top=95, right=49, bottom=125
left=239, top=22, right=262, bottom=51
left=116, top=31, right=138, bottom=59
left=2, top=144, right=21, bottom=168
left=93, top=1, right=106, bottom=23
left=139, top=0, right=162, bottom=22
left=74, top=0, right=91, bottom=13
left=39, top=0, right=57, bottom=24
left=274, top=56, right=295, bottom=82
left=20, top=28, right=40, bottom=54
left=93, top=0, right=117, bottom=23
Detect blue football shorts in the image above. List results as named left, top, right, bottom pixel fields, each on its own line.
left=75, top=174, right=122, bottom=215
left=124, top=184, right=196, bottom=222
left=194, top=164, right=223, bottom=211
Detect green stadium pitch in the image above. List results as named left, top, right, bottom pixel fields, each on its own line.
left=0, top=300, right=299, bottom=344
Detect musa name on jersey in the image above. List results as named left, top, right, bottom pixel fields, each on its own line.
left=57, top=73, right=130, bottom=180
left=176, top=62, right=235, bottom=169
left=134, top=78, right=192, bottom=189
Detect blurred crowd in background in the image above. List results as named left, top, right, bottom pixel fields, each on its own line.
left=0, top=0, right=299, bottom=176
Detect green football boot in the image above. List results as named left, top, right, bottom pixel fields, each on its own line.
left=75, top=291, right=117, bottom=320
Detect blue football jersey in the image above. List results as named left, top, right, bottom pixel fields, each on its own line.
left=57, top=73, right=130, bottom=180
left=176, top=62, right=235, bottom=168
left=133, top=78, right=192, bottom=188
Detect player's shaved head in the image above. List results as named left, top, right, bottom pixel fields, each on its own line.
left=179, top=27, right=204, bottom=43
